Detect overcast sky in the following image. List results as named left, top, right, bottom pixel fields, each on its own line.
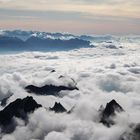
left=0, top=0, right=140, bottom=34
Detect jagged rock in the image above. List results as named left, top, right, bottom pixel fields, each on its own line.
left=25, top=84, right=79, bottom=96
left=49, top=102, right=67, bottom=113
left=50, top=70, right=56, bottom=73
left=100, top=99, right=124, bottom=127
left=0, top=96, right=41, bottom=132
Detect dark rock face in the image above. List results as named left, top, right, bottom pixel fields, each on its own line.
left=49, top=102, right=67, bottom=113
left=100, top=99, right=124, bottom=127
left=0, top=96, right=41, bottom=128
left=50, top=70, right=56, bottom=73
left=25, top=84, right=79, bottom=96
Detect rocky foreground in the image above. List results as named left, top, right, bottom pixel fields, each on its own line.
left=0, top=94, right=139, bottom=140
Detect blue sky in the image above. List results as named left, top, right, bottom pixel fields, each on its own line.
left=0, top=0, right=139, bottom=34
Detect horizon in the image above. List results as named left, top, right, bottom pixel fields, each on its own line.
left=0, top=0, right=140, bottom=35
left=0, top=1, right=140, bottom=140
left=0, top=29, right=140, bottom=36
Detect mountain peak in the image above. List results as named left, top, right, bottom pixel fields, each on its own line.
left=49, top=102, right=67, bottom=113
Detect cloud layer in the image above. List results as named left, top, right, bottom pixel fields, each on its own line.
left=0, top=38, right=140, bottom=139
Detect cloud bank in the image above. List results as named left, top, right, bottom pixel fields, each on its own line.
left=0, top=39, right=140, bottom=139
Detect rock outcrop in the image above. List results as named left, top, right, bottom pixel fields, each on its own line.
left=100, top=99, right=124, bottom=127
left=25, top=84, right=79, bottom=96
left=49, top=102, right=67, bottom=113
left=0, top=96, right=41, bottom=133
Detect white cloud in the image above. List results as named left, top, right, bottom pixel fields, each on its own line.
left=0, top=0, right=14, bottom=3
left=0, top=37, right=140, bottom=139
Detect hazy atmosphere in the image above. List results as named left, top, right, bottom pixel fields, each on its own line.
left=0, top=0, right=140, bottom=140
left=0, top=0, right=140, bottom=34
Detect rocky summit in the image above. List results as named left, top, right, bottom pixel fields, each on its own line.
left=0, top=96, right=41, bottom=128
left=49, top=102, right=67, bottom=113
left=100, top=99, right=124, bottom=127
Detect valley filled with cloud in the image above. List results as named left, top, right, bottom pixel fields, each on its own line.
left=0, top=36, right=139, bottom=140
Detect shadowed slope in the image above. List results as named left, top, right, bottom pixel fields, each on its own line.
left=100, top=99, right=124, bottom=127
left=25, top=84, right=79, bottom=96
left=0, top=96, right=42, bottom=126
left=49, top=102, right=67, bottom=113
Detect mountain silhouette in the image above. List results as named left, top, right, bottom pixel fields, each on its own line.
left=0, top=35, right=92, bottom=52
left=25, top=84, right=79, bottom=96
left=100, top=99, right=124, bottom=127
left=49, top=102, right=67, bottom=113
left=0, top=96, right=41, bottom=133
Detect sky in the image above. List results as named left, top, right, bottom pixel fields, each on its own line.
left=0, top=0, right=140, bottom=34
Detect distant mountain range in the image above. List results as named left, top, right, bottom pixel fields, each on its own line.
left=0, top=30, right=96, bottom=41
left=0, top=30, right=139, bottom=52
left=0, top=30, right=95, bottom=52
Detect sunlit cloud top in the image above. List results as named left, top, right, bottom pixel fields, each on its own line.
left=0, top=0, right=140, bottom=34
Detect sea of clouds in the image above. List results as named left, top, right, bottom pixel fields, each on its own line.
left=0, top=41, right=140, bottom=140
